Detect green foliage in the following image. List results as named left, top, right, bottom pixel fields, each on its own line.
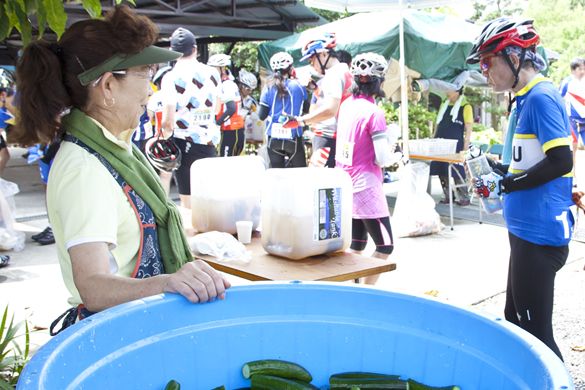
left=526, top=0, right=585, bottom=84
left=0, top=307, right=31, bottom=388
left=0, top=0, right=128, bottom=44
left=379, top=100, right=437, bottom=140
left=470, top=0, right=525, bottom=23
left=300, top=1, right=352, bottom=30
left=463, top=86, right=490, bottom=108
left=471, top=127, right=502, bottom=146
left=210, top=42, right=259, bottom=72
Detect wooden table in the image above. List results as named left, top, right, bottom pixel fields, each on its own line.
left=410, top=153, right=481, bottom=230
left=194, top=236, right=396, bottom=282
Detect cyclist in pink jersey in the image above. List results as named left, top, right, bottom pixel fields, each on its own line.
left=336, top=52, right=395, bottom=285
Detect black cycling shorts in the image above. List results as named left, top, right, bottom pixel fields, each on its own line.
left=173, top=138, right=217, bottom=195
left=350, top=217, right=394, bottom=255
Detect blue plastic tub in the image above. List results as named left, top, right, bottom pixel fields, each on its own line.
left=19, top=283, right=573, bottom=389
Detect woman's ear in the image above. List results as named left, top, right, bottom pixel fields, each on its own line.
left=96, top=72, right=116, bottom=100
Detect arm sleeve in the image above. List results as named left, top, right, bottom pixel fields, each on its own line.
left=502, top=145, right=573, bottom=192
left=258, top=104, right=269, bottom=121
left=372, top=133, right=393, bottom=167
left=216, top=101, right=236, bottom=125
left=370, top=109, right=392, bottom=167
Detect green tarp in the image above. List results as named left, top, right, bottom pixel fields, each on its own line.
left=258, top=10, right=480, bottom=82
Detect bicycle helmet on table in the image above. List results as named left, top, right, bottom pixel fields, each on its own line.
left=270, top=52, right=294, bottom=71
left=207, top=54, right=232, bottom=67
left=238, top=69, right=258, bottom=89
left=145, top=137, right=182, bottom=172
left=351, top=53, right=388, bottom=79
left=467, top=17, right=540, bottom=88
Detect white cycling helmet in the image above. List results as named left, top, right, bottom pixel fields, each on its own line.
left=207, top=53, right=232, bottom=67
left=238, top=69, right=258, bottom=89
left=270, top=52, right=294, bottom=71
left=351, top=53, right=388, bottom=79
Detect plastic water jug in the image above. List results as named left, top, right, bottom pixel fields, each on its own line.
left=191, top=156, right=265, bottom=234
left=261, top=168, right=352, bottom=259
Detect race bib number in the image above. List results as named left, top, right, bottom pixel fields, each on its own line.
left=272, top=123, right=292, bottom=139
left=193, top=109, right=213, bottom=125
left=337, top=141, right=355, bottom=165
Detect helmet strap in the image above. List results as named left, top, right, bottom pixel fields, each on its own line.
left=503, top=48, right=527, bottom=90
left=317, top=53, right=331, bottom=74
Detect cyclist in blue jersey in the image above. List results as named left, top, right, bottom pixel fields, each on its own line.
left=468, top=17, right=573, bottom=360
left=258, top=52, right=308, bottom=168
left=0, top=68, right=15, bottom=175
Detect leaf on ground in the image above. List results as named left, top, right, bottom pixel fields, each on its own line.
left=570, top=345, right=585, bottom=352
left=424, top=289, right=439, bottom=297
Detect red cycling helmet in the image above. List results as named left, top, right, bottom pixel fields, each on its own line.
left=467, top=18, right=539, bottom=64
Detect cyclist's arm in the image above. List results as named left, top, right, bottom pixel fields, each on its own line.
left=298, top=96, right=340, bottom=125
left=216, top=101, right=236, bottom=125
left=501, top=145, right=572, bottom=193
left=258, top=103, right=269, bottom=121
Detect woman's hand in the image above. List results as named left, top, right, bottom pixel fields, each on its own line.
left=163, top=260, right=231, bottom=303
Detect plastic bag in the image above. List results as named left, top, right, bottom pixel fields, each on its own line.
left=189, top=231, right=251, bottom=264
left=392, top=162, right=443, bottom=237
left=0, top=178, right=25, bottom=251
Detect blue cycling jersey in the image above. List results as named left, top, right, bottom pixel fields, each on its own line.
left=505, top=77, right=574, bottom=246
left=260, top=78, right=307, bottom=138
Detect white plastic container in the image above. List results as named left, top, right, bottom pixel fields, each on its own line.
left=261, top=168, right=352, bottom=260
left=191, top=156, right=265, bottom=234
left=466, top=154, right=503, bottom=214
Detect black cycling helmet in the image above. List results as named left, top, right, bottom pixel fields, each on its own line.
left=145, top=137, right=182, bottom=172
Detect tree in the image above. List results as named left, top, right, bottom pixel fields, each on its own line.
left=470, top=0, right=526, bottom=22
left=0, top=0, right=129, bottom=45
left=526, top=0, right=585, bottom=83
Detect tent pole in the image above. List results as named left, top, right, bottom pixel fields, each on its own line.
left=398, top=0, right=409, bottom=158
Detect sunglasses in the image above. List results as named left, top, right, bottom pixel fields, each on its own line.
left=479, top=54, right=500, bottom=73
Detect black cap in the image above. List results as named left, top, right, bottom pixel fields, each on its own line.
left=170, top=27, right=196, bottom=55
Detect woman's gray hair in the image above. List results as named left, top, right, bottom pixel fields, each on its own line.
left=504, top=45, right=547, bottom=72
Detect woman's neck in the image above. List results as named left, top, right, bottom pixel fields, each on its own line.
left=83, top=106, right=124, bottom=137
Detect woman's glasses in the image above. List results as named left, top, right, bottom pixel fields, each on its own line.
left=92, top=65, right=156, bottom=87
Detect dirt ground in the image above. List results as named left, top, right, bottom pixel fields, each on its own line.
left=474, top=258, right=585, bottom=389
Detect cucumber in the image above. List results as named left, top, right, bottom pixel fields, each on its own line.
left=330, top=374, right=407, bottom=389
left=164, top=379, right=180, bottom=390
left=242, top=359, right=313, bottom=382
left=407, top=379, right=460, bottom=390
left=331, top=372, right=401, bottom=380
left=250, top=374, right=318, bottom=389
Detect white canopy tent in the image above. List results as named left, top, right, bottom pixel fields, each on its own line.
left=304, top=0, right=475, bottom=156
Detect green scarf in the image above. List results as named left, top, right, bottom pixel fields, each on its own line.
left=62, top=108, right=191, bottom=273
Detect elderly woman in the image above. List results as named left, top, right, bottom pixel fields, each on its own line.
left=14, top=6, right=230, bottom=334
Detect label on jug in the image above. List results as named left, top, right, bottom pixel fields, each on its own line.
left=314, top=188, right=343, bottom=241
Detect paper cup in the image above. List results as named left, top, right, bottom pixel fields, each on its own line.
left=236, top=220, right=253, bottom=244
